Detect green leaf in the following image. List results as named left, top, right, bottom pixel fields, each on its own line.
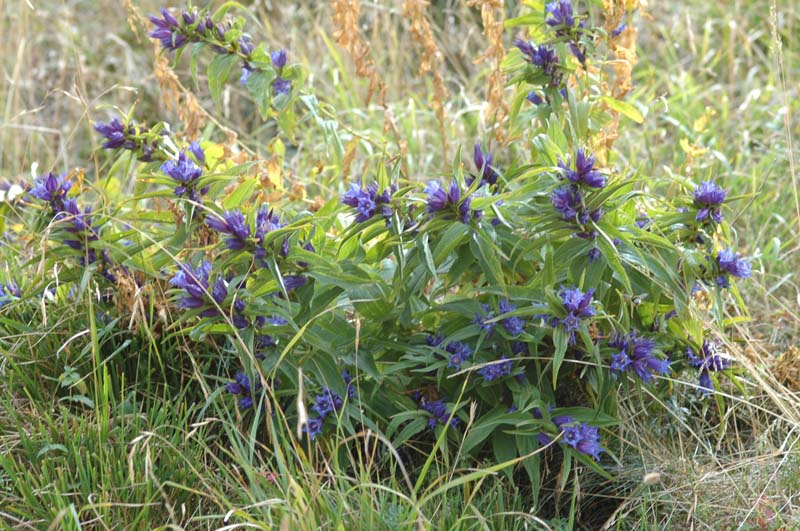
left=600, top=95, right=644, bottom=124
left=207, top=53, right=239, bottom=105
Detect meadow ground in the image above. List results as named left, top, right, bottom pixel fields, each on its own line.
left=0, top=0, right=798, bottom=529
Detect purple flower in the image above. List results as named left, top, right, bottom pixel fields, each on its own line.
left=428, top=334, right=473, bottom=370
left=479, top=356, right=513, bottom=382
left=281, top=275, right=308, bottom=291
left=161, top=150, right=203, bottom=198
left=273, top=76, right=291, bottom=96
left=611, top=23, right=627, bottom=37
left=238, top=35, right=254, bottom=56
left=558, top=149, right=606, bottom=188
left=514, top=39, right=561, bottom=83
left=240, top=65, right=253, bottom=86
left=471, top=143, right=499, bottom=188
left=0, top=282, right=21, bottom=307
left=206, top=210, right=250, bottom=250
left=225, top=372, right=263, bottom=410
left=499, top=299, right=525, bottom=337
left=537, top=411, right=604, bottom=460
left=148, top=8, right=187, bottom=51
left=311, top=388, right=344, bottom=418
left=473, top=304, right=496, bottom=335
left=29, top=173, right=72, bottom=211
left=342, top=181, right=393, bottom=223
left=94, top=118, right=139, bottom=150
left=416, top=396, right=460, bottom=428
left=304, top=417, right=324, bottom=440
left=189, top=141, right=205, bottom=166
left=687, top=341, right=731, bottom=393
left=271, top=49, right=287, bottom=69
left=424, top=180, right=480, bottom=224
left=693, top=181, right=727, bottom=223
left=527, top=91, right=544, bottom=105
left=609, top=330, right=670, bottom=383
left=556, top=286, right=595, bottom=344
left=342, top=369, right=356, bottom=399
left=545, top=0, right=576, bottom=30
left=170, top=261, right=212, bottom=310
left=715, top=248, right=751, bottom=287
left=587, top=248, right=601, bottom=262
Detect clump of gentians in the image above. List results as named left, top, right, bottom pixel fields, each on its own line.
left=469, top=143, right=500, bottom=189
left=424, top=180, right=482, bottom=224
left=545, top=0, right=587, bottom=64
left=161, top=143, right=208, bottom=201
left=271, top=49, right=291, bottom=96
left=473, top=304, right=496, bottom=335
left=558, top=148, right=606, bottom=188
left=93, top=117, right=159, bottom=161
left=412, top=392, right=460, bottom=428
left=514, top=39, right=562, bottom=86
left=687, top=340, right=731, bottom=393
left=342, top=181, right=394, bottom=223
left=29, top=173, right=72, bottom=214
left=206, top=210, right=250, bottom=250
left=427, top=334, right=473, bottom=370
left=609, top=330, right=671, bottom=383
left=225, top=372, right=263, bottom=409
left=550, top=184, right=602, bottom=225
left=714, top=248, right=751, bottom=288
left=170, top=261, right=240, bottom=321
left=693, top=181, right=727, bottom=224
left=535, top=410, right=604, bottom=461
left=555, top=286, right=596, bottom=344
left=479, top=356, right=513, bottom=382
left=304, top=374, right=350, bottom=440
left=499, top=299, right=526, bottom=337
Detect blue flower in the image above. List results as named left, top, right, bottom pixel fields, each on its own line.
left=206, top=210, right=250, bottom=250
left=342, top=181, right=393, bottom=223
left=514, top=39, right=561, bottom=83
left=556, top=286, right=595, bottom=344
left=611, top=22, right=627, bottom=37
left=273, top=76, right=291, bottom=96
left=94, top=118, right=139, bottom=150
left=148, top=8, right=187, bottom=51
left=238, top=35, right=254, bottom=56
left=424, top=180, right=481, bottom=224
left=471, top=143, right=499, bottom=188
left=427, top=334, right=473, bottom=369
left=161, top=150, right=204, bottom=198
left=304, top=417, right=324, bottom=440
left=527, top=91, right=544, bottom=105
left=587, top=248, right=601, bottom=262
left=473, top=304, right=496, bottom=335
left=499, top=299, right=525, bottom=337
left=415, top=396, right=460, bottom=428
left=225, top=372, right=263, bottom=410
left=715, top=248, right=751, bottom=287
left=342, top=369, right=356, bottom=399
left=545, top=0, right=576, bottom=30
left=170, top=261, right=212, bottom=310
left=311, top=388, right=344, bottom=418
left=609, top=330, right=670, bottom=383
left=479, top=356, right=513, bottom=382
left=271, top=49, right=287, bottom=69
left=693, top=181, right=727, bottom=223
left=536, top=410, right=604, bottom=460
left=0, top=282, right=21, bottom=307
left=558, top=149, right=606, bottom=188
left=29, top=173, right=72, bottom=212
left=189, top=141, right=205, bottom=166
left=687, top=341, right=731, bottom=393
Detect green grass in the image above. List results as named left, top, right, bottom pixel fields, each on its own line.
left=1, top=0, right=799, bottom=529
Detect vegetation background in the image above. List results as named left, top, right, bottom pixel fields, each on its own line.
left=0, top=0, right=798, bottom=529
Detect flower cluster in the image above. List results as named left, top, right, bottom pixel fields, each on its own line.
left=514, top=40, right=562, bottom=86
left=473, top=304, right=496, bottom=335
left=225, top=372, right=263, bottom=409
left=478, top=356, right=513, bottom=382
left=714, top=248, right=751, bottom=288
left=550, top=185, right=602, bottom=226
left=555, top=286, right=595, bottom=344
left=427, top=333, right=473, bottom=370
left=0, top=282, right=20, bottom=307
left=304, top=373, right=352, bottom=440
left=424, top=180, right=481, bottom=224
left=149, top=7, right=233, bottom=53
left=469, top=144, right=500, bottom=189
left=693, top=181, right=727, bottom=224
left=270, top=49, right=291, bottom=96
left=557, top=149, right=606, bottom=188
left=499, top=299, right=526, bottom=337
left=29, top=172, right=72, bottom=213
left=342, top=181, right=394, bottom=223
left=545, top=0, right=587, bottom=63
left=94, top=118, right=159, bottom=161
left=412, top=392, right=460, bottom=429
left=535, top=410, right=604, bottom=461
left=161, top=143, right=207, bottom=201
left=609, top=330, right=671, bottom=383
left=687, top=341, right=731, bottom=393
left=170, top=261, right=248, bottom=326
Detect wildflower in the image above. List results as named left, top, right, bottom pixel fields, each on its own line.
left=587, top=248, right=601, bottom=262
left=342, top=369, right=356, bottom=399
left=470, top=143, right=499, bottom=188
left=545, top=0, right=576, bottom=30
left=0, top=282, right=21, bottom=307
left=206, top=210, right=250, bottom=250
left=29, top=173, right=72, bottom=212
left=93, top=118, right=138, bottom=150
left=611, top=22, right=627, bottom=37
left=499, top=299, right=525, bottom=337
left=514, top=39, right=561, bottom=82
left=281, top=275, right=308, bottom=292
left=170, top=261, right=212, bottom=310
left=556, top=286, right=595, bottom=344
left=687, top=341, right=732, bottom=393
left=714, top=248, right=751, bottom=288
left=428, top=334, right=473, bottom=369
left=609, top=330, right=670, bottom=383
left=416, top=396, right=460, bottom=428
left=479, top=356, right=513, bottom=382
left=424, top=180, right=481, bottom=224
left=238, top=35, right=254, bottom=56
left=693, top=181, right=727, bottom=223
left=304, top=417, right=324, bottom=440
left=161, top=150, right=204, bottom=199
left=342, top=181, right=393, bottom=223
left=311, top=388, right=344, bottom=418
left=558, top=148, right=606, bottom=188
left=561, top=423, right=603, bottom=460
left=271, top=49, right=287, bottom=69
left=189, top=141, right=205, bottom=166
left=473, top=304, right=496, bottom=335
left=273, top=76, right=291, bottom=96
left=240, top=65, right=253, bottom=86
left=148, top=8, right=188, bottom=51
left=225, top=372, right=262, bottom=410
